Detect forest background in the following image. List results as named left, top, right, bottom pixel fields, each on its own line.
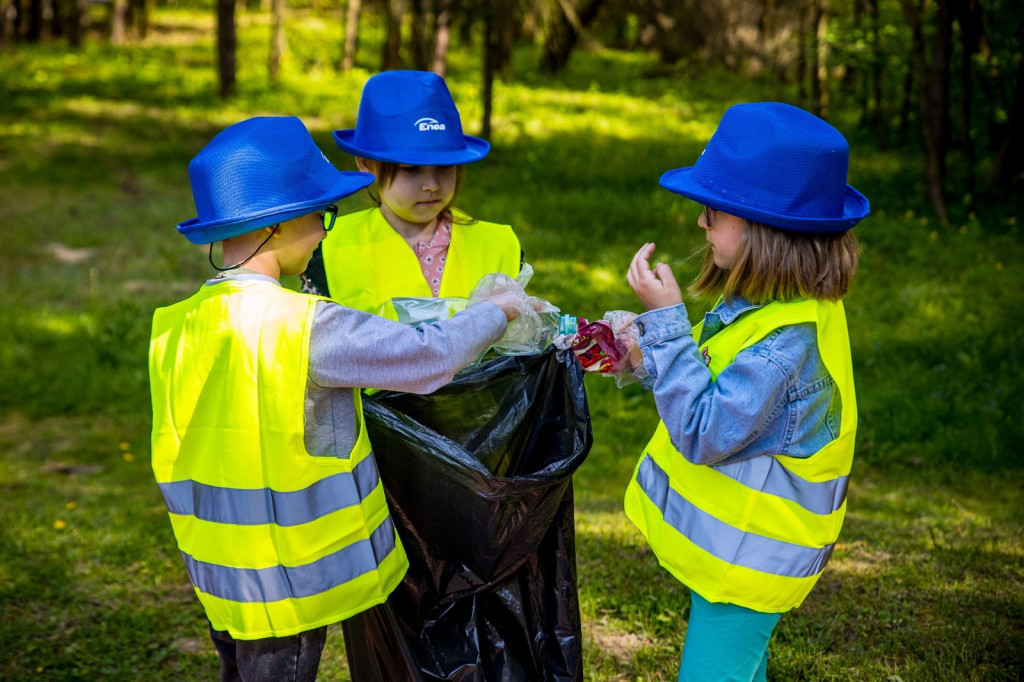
left=0, top=0, right=1022, bottom=679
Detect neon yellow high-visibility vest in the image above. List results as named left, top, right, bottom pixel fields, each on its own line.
left=624, top=299, right=856, bottom=613
left=149, top=279, right=408, bottom=639
left=320, top=207, right=521, bottom=313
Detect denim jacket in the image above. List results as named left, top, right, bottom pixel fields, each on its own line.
left=634, top=297, right=841, bottom=466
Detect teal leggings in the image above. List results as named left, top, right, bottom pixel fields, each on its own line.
left=677, top=591, right=782, bottom=682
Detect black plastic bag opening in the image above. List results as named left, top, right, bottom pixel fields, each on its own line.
left=343, top=348, right=592, bottom=681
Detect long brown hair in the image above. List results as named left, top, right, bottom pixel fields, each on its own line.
left=689, top=219, right=860, bottom=304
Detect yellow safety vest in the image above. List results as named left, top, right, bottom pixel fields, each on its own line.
left=320, top=207, right=521, bottom=313
left=149, top=280, right=408, bottom=639
left=624, top=299, right=856, bottom=613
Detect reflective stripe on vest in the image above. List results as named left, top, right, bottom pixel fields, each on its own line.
left=635, top=455, right=835, bottom=579
left=180, top=514, right=398, bottom=603
left=320, top=207, right=521, bottom=313
left=624, top=299, right=856, bottom=613
left=149, top=280, right=408, bottom=638
left=157, top=454, right=382, bottom=526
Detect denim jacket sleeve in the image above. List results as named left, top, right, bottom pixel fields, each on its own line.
left=634, top=302, right=835, bottom=466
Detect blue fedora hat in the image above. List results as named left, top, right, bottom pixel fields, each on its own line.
left=659, top=102, right=869, bottom=233
left=334, top=70, right=490, bottom=165
left=178, top=116, right=375, bottom=245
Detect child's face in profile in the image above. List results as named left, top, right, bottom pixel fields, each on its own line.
left=699, top=207, right=748, bottom=269
left=379, top=164, right=457, bottom=228
left=277, top=211, right=329, bottom=276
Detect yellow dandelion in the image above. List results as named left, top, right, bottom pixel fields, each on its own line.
left=996, top=262, right=1004, bottom=271
left=119, top=441, right=131, bottom=451
left=929, top=231, right=938, bottom=240
left=904, top=210, right=915, bottom=220
left=959, top=226, right=967, bottom=234
left=54, top=519, right=67, bottom=530
left=920, top=217, right=929, bottom=226
left=123, top=452, right=135, bottom=462
left=66, top=502, right=77, bottom=511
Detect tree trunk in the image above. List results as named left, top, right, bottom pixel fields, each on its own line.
left=989, top=47, right=1024, bottom=191
left=811, top=0, right=829, bottom=118
left=921, top=0, right=953, bottom=226
left=541, top=0, right=605, bottom=73
left=896, top=0, right=923, bottom=148
left=268, top=0, right=285, bottom=81
left=759, top=0, right=782, bottom=81
left=217, top=0, right=237, bottom=98
left=65, top=0, right=89, bottom=47
left=110, top=0, right=128, bottom=44
left=135, top=0, right=151, bottom=40
left=866, top=0, right=885, bottom=149
left=381, top=0, right=403, bottom=71
left=481, top=0, right=515, bottom=138
left=481, top=1, right=496, bottom=139
left=431, top=0, right=452, bottom=76
left=341, top=0, right=361, bottom=71
left=797, top=0, right=810, bottom=103
left=954, top=0, right=986, bottom=199
left=0, top=0, right=16, bottom=49
left=409, top=0, right=430, bottom=70
left=26, top=0, right=42, bottom=41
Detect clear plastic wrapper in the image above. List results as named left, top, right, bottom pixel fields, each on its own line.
left=376, top=296, right=468, bottom=327
left=601, top=309, right=649, bottom=388
left=468, top=263, right=563, bottom=356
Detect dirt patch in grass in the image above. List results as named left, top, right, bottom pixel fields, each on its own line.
left=830, top=539, right=893, bottom=574
left=585, top=617, right=656, bottom=668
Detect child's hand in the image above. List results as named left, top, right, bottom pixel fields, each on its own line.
left=469, top=271, right=527, bottom=322
left=627, top=243, right=682, bottom=311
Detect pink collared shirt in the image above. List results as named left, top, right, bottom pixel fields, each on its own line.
left=413, top=215, right=452, bottom=297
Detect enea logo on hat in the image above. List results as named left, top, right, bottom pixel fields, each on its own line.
left=415, top=117, right=446, bottom=131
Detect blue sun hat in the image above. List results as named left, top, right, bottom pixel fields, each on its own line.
left=178, top=116, right=375, bottom=245
left=659, top=102, right=869, bottom=233
left=334, top=70, right=490, bottom=165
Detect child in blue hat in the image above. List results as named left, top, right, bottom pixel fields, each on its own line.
left=300, top=70, right=521, bottom=310
left=619, top=102, right=868, bottom=681
left=149, top=116, right=523, bottom=682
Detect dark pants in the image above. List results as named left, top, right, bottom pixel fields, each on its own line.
left=208, top=622, right=327, bottom=682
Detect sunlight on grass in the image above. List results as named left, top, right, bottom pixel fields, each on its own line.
left=494, top=84, right=717, bottom=146
left=1, top=7, right=1022, bottom=679
left=23, top=311, right=97, bottom=337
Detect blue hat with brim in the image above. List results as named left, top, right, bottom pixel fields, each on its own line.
left=334, top=70, right=490, bottom=166
left=178, top=116, right=375, bottom=245
left=659, top=102, right=869, bottom=233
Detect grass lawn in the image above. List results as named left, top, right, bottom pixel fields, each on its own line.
left=1, top=8, right=1022, bottom=680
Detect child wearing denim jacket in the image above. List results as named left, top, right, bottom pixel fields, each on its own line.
left=622, top=102, right=869, bottom=682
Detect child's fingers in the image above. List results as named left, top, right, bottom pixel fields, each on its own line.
left=628, top=243, right=655, bottom=284
left=653, top=262, right=676, bottom=285
left=653, top=262, right=682, bottom=299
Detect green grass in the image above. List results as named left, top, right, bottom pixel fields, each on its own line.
left=1, top=8, right=1023, bottom=680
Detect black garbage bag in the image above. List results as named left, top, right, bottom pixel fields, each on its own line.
left=343, top=347, right=592, bottom=681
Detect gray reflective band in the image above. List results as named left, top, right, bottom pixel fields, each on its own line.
left=636, top=455, right=833, bottom=579
left=713, top=457, right=848, bottom=516
left=182, top=515, right=398, bottom=603
left=159, top=455, right=380, bottom=527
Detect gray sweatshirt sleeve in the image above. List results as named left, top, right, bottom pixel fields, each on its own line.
left=307, top=301, right=508, bottom=393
